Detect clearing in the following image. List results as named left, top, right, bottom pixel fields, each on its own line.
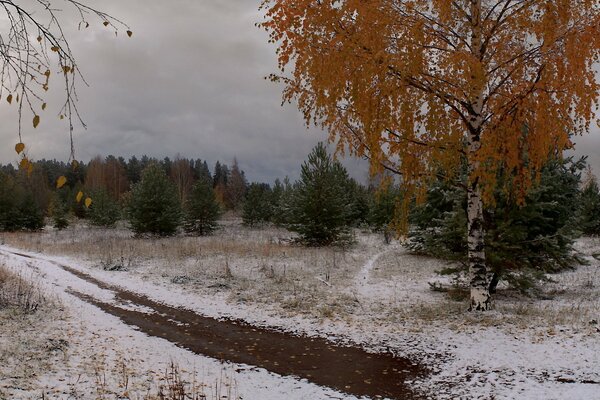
left=1, top=220, right=599, bottom=399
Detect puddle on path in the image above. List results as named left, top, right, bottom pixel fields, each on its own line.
left=5, top=250, right=428, bottom=399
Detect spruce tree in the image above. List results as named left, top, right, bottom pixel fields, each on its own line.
left=290, top=143, right=351, bottom=246
left=127, top=164, right=182, bottom=236
left=243, top=183, right=273, bottom=226
left=184, top=178, right=221, bottom=236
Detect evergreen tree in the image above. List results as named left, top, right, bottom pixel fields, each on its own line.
left=184, top=179, right=221, bottom=235
left=87, top=188, right=121, bottom=227
left=579, top=178, right=600, bottom=235
left=193, top=159, right=212, bottom=184
left=243, top=183, right=273, bottom=226
left=127, top=164, right=182, bottom=236
left=409, top=157, right=586, bottom=294
left=126, top=156, right=142, bottom=184
left=272, top=177, right=296, bottom=227
left=345, top=178, right=370, bottom=226
left=49, top=194, right=70, bottom=230
left=0, top=172, right=21, bottom=231
left=225, top=158, right=247, bottom=211
left=0, top=172, right=44, bottom=231
left=290, top=143, right=352, bottom=245
left=368, top=183, right=400, bottom=235
left=17, top=193, right=44, bottom=231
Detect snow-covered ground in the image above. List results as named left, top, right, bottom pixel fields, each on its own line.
left=1, top=223, right=599, bottom=399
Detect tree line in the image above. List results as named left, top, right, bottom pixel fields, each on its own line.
left=1, top=144, right=599, bottom=296
left=0, top=146, right=398, bottom=239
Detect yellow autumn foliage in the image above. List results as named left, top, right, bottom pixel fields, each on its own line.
left=260, top=0, right=600, bottom=207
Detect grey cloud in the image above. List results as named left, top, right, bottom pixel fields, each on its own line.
left=0, top=0, right=597, bottom=185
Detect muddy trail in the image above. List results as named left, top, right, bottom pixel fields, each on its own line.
left=5, top=250, right=428, bottom=399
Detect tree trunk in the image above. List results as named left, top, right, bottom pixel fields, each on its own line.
left=467, top=0, right=491, bottom=311
left=467, top=178, right=491, bottom=310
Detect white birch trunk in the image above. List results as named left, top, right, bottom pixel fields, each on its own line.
left=467, top=0, right=491, bottom=311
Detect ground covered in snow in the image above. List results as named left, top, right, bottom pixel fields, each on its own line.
left=1, top=220, right=599, bottom=399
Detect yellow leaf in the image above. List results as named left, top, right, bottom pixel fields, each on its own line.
left=44, top=70, right=51, bottom=77
left=6, top=94, right=12, bottom=104
left=37, top=36, right=42, bottom=42
left=33, top=115, right=40, bottom=128
left=59, top=114, right=64, bottom=120
left=127, top=30, right=133, bottom=37
left=103, top=21, right=109, bottom=27
left=85, top=197, right=93, bottom=208
left=15, top=143, right=25, bottom=154
left=19, top=158, right=29, bottom=170
left=76, top=191, right=84, bottom=203
left=62, top=66, right=71, bottom=74
left=56, top=176, right=67, bottom=189
left=27, top=163, right=34, bottom=176
left=42, top=103, right=47, bottom=110
left=71, top=160, right=79, bottom=170
left=50, top=46, right=59, bottom=52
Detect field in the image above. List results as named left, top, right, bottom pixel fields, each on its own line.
left=1, top=219, right=599, bottom=399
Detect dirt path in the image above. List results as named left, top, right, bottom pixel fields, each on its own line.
left=2, top=249, right=428, bottom=400
left=354, top=247, right=399, bottom=297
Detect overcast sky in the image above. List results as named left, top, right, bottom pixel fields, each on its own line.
left=0, top=0, right=598, bottom=183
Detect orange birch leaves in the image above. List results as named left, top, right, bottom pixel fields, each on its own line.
left=260, top=0, right=600, bottom=207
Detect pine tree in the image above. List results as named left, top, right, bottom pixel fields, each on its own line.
left=87, top=188, right=121, bottom=227
left=0, top=172, right=21, bottom=232
left=17, top=193, right=44, bottom=231
left=290, top=143, right=352, bottom=246
left=409, top=157, right=586, bottom=294
left=345, top=178, right=370, bottom=227
left=579, top=178, right=600, bottom=235
left=272, top=177, right=296, bottom=227
left=368, top=183, right=400, bottom=238
left=184, top=178, right=221, bottom=236
left=49, top=194, right=70, bottom=230
left=127, top=164, right=182, bottom=237
left=225, top=158, right=247, bottom=211
left=0, top=172, right=44, bottom=231
left=243, top=183, right=273, bottom=226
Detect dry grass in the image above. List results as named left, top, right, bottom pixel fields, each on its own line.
left=1, top=222, right=380, bottom=322
left=89, top=357, right=239, bottom=400
left=2, top=223, right=599, bottom=331
left=0, top=263, right=48, bottom=313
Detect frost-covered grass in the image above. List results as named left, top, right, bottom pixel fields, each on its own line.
left=0, top=263, right=242, bottom=400
left=1, top=220, right=380, bottom=321
left=1, top=223, right=599, bottom=400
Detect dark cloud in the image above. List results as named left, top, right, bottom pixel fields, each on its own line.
left=0, top=0, right=597, bottom=183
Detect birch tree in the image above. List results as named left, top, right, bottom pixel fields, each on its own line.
left=260, top=0, right=600, bottom=310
